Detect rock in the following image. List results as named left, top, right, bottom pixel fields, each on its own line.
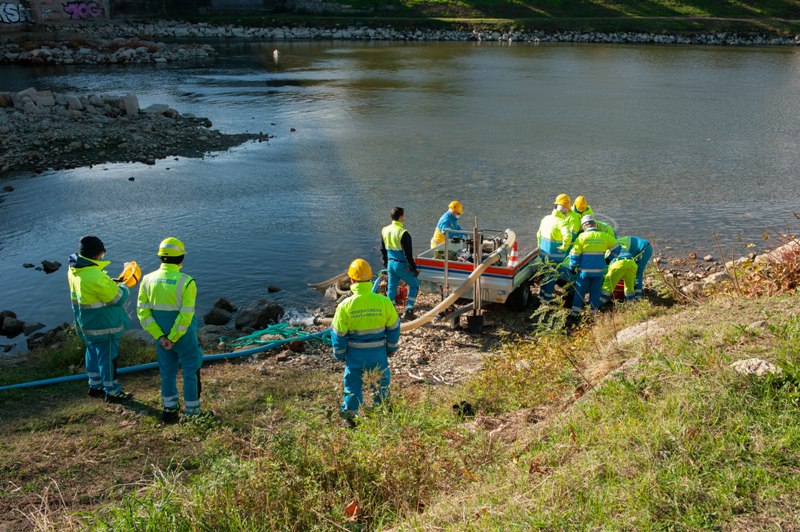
left=41, top=260, right=62, bottom=273
left=22, top=263, right=34, bottom=268
left=65, top=95, right=83, bottom=110
left=23, top=322, right=46, bottom=336
left=213, top=297, right=236, bottom=312
left=203, top=306, right=232, bottom=326
left=257, top=361, right=270, bottom=375
left=0, top=310, right=17, bottom=324
left=122, top=94, right=139, bottom=115
left=615, top=320, right=667, bottom=346
left=730, top=358, right=783, bottom=377
left=267, top=285, right=281, bottom=293
left=704, top=271, right=730, bottom=285
left=2, top=316, right=25, bottom=337
left=0, top=94, right=11, bottom=108
left=141, top=104, right=170, bottom=115
left=128, top=177, right=135, bottom=181
left=198, top=324, right=237, bottom=347
left=26, top=331, right=47, bottom=348
left=287, top=340, right=305, bottom=353
left=122, top=329, right=153, bottom=345
left=688, top=252, right=697, bottom=260
left=275, top=351, right=290, bottom=362
left=235, top=299, right=284, bottom=330
left=681, top=282, right=704, bottom=297
left=703, top=255, right=714, bottom=262
left=2, top=185, right=13, bottom=192
left=32, top=91, right=55, bottom=107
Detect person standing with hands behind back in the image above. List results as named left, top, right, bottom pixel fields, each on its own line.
left=137, top=237, right=205, bottom=423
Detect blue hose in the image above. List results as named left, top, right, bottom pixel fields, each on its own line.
left=0, top=329, right=331, bottom=392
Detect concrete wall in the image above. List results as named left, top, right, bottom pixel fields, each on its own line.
left=0, top=0, right=109, bottom=30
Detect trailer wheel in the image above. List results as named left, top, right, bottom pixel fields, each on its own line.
left=506, top=281, right=532, bottom=311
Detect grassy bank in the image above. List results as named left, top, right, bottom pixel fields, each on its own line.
left=2, top=265, right=798, bottom=529
left=179, top=1, right=800, bottom=36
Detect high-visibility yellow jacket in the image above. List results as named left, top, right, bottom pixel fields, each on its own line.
left=68, top=254, right=129, bottom=342
left=569, top=229, right=621, bottom=277
left=137, top=264, right=198, bottom=347
left=331, top=281, right=400, bottom=368
left=537, top=209, right=572, bottom=262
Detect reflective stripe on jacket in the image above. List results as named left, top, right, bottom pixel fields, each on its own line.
left=331, top=282, right=400, bottom=368
left=537, top=209, right=573, bottom=261
left=617, top=236, right=651, bottom=261
left=137, top=263, right=198, bottom=347
left=68, top=254, right=129, bottom=342
left=570, top=229, right=621, bottom=277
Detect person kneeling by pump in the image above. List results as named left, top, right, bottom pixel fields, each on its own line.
left=598, top=244, right=638, bottom=306
left=331, top=259, right=400, bottom=426
left=137, top=238, right=205, bottom=424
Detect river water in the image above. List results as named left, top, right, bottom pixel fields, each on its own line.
left=2, top=41, right=800, bottom=345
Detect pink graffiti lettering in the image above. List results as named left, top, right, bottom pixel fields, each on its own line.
left=0, top=2, right=35, bottom=24
left=62, top=1, right=104, bottom=20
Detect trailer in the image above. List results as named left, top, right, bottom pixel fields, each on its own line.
left=415, top=228, right=541, bottom=311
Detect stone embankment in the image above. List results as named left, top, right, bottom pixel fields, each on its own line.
left=0, top=87, right=269, bottom=175
left=32, top=20, right=800, bottom=46
left=0, top=37, right=215, bottom=65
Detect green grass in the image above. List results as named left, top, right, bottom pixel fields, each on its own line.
left=2, top=293, right=799, bottom=529
left=176, top=0, right=800, bottom=36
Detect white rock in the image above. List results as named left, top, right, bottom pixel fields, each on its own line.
left=121, top=94, right=139, bottom=115
left=730, top=358, right=783, bottom=377
left=615, top=320, right=667, bottom=346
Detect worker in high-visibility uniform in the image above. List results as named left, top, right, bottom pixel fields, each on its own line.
left=137, top=237, right=204, bottom=423
left=599, top=246, right=638, bottom=306
left=68, top=236, right=132, bottom=403
left=381, top=207, right=420, bottom=321
left=536, top=194, right=574, bottom=304
left=570, top=216, right=621, bottom=316
left=617, top=236, right=653, bottom=298
left=430, top=200, right=464, bottom=249
left=568, top=195, right=594, bottom=239
left=332, top=258, right=400, bottom=423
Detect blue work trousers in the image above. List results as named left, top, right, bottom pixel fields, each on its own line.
left=634, top=244, right=653, bottom=297
left=387, top=260, right=420, bottom=311
left=539, top=260, right=572, bottom=303
left=342, top=355, right=390, bottom=416
left=572, top=272, right=604, bottom=315
left=157, top=344, right=203, bottom=414
left=85, top=340, right=122, bottom=394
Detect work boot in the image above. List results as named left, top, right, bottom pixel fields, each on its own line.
left=104, top=390, right=133, bottom=404
left=87, top=387, right=105, bottom=398
left=161, top=408, right=180, bottom=424
left=401, top=309, right=416, bottom=322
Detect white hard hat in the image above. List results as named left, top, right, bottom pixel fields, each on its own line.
left=581, top=215, right=596, bottom=226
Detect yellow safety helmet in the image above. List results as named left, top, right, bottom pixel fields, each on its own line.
left=554, top=194, right=571, bottom=210
left=574, top=196, right=588, bottom=212
left=448, top=200, right=463, bottom=215
left=347, top=258, right=372, bottom=282
left=118, top=261, right=142, bottom=288
left=157, top=237, right=186, bottom=257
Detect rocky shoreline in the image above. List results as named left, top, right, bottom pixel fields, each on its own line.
left=18, top=20, right=800, bottom=47
left=0, top=87, right=269, bottom=176
left=0, top=36, right=215, bottom=65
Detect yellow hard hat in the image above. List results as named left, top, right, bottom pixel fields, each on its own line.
left=348, top=258, right=372, bottom=282
left=554, top=194, right=571, bottom=210
left=157, top=237, right=186, bottom=257
left=574, top=196, right=588, bottom=212
left=448, top=200, right=463, bottom=215
left=118, top=261, right=142, bottom=288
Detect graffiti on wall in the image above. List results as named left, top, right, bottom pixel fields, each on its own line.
left=0, top=2, right=34, bottom=23
left=62, top=1, right=104, bottom=19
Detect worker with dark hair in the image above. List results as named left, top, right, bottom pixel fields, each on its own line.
left=381, top=206, right=420, bottom=321
left=68, top=235, right=132, bottom=403
left=137, top=237, right=204, bottom=423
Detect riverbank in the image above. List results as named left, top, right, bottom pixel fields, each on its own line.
left=0, top=87, right=269, bottom=176
left=9, top=19, right=800, bottom=47
left=1, top=240, right=797, bottom=529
